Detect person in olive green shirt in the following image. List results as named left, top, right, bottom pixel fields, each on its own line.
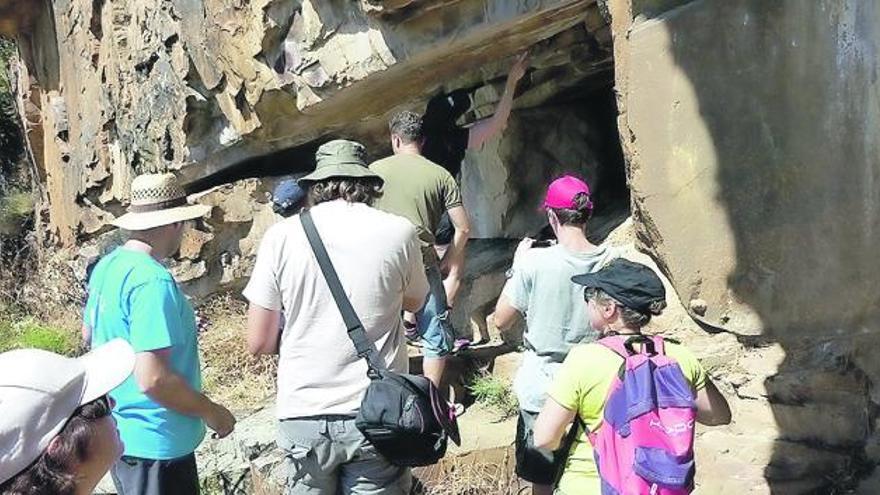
left=370, top=111, right=471, bottom=393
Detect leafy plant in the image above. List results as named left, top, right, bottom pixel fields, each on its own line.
left=467, top=373, right=518, bottom=421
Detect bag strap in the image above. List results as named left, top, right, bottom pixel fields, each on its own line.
left=651, top=335, right=666, bottom=355
left=300, top=210, right=384, bottom=378
left=597, top=336, right=629, bottom=358
left=553, top=415, right=587, bottom=487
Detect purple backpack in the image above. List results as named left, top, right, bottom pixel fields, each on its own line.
left=587, top=335, right=696, bottom=495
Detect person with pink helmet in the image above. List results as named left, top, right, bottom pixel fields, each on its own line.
left=494, top=174, right=618, bottom=495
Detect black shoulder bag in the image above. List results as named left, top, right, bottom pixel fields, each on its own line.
left=300, top=210, right=460, bottom=467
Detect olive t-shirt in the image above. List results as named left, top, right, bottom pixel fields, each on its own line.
left=370, top=153, right=463, bottom=266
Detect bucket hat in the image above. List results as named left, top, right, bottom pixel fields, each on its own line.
left=0, top=339, right=135, bottom=484
left=111, top=173, right=212, bottom=231
left=298, top=140, right=382, bottom=185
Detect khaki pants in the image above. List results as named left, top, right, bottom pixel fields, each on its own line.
left=277, top=416, right=411, bottom=495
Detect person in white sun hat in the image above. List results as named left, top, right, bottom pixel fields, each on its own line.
left=0, top=339, right=135, bottom=494
left=82, top=172, right=235, bottom=495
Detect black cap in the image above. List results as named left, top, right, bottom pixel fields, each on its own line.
left=571, top=258, right=666, bottom=314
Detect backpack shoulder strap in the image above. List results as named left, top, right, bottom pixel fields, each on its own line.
left=651, top=335, right=666, bottom=355
left=300, top=210, right=385, bottom=377
left=596, top=336, right=629, bottom=358
left=554, top=414, right=587, bottom=486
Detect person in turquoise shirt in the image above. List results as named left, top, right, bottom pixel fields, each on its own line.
left=83, top=173, right=236, bottom=495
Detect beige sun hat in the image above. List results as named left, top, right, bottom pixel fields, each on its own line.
left=111, top=173, right=212, bottom=231
left=0, top=339, right=135, bottom=485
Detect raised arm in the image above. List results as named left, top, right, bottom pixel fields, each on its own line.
left=467, top=52, right=529, bottom=150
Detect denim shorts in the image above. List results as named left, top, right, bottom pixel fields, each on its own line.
left=415, top=264, right=454, bottom=358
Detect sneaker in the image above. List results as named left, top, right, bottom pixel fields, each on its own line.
left=404, top=322, right=421, bottom=346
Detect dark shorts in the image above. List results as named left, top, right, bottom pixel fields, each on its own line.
left=515, top=409, right=568, bottom=486
left=111, top=453, right=199, bottom=495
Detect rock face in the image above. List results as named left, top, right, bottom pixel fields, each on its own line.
left=612, top=0, right=880, bottom=339
left=12, top=0, right=616, bottom=301
left=14, top=0, right=609, bottom=247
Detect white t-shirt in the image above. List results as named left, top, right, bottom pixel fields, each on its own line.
left=243, top=200, right=429, bottom=418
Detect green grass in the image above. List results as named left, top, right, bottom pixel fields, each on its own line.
left=467, top=373, right=518, bottom=421
left=0, top=189, right=34, bottom=233
left=0, top=317, right=78, bottom=355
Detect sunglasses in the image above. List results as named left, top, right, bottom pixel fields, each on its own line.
left=77, top=395, right=115, bottom=420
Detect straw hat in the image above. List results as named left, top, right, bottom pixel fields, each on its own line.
left=111, top=173, right=212, bottom=231
left=298, top=140, right=382, bottom=185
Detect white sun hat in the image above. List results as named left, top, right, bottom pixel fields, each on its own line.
left=0, top=339, right=135, bottom=485
left=111, top=172, right=212, bottom=231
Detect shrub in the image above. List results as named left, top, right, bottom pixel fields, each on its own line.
left=0, top=317, right=78, bottom=355
left=467, top=373, right=518, bottom=421
left=0, top=189, right=34, bottom=234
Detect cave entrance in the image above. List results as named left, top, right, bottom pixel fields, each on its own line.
left=454, top=64, right=628, bottom=244
left=187, top=23, right=629, bottom=246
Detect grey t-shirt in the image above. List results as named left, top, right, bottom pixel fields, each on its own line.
left=502, top=243, right=617, bottom=412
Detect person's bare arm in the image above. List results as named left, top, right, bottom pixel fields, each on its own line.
left=403, top=296, right=425, bottom=314
left=493, top=293, right=521, bottom=331
left=403, top=233, right=430, bottom=313
left=533, top=397, right=577, bottom=450
left=246, top=303, right=282, bottom=355
left=695, top=378, right=732, bottom=426
left=135, top=349, right=236, bottom=438
left=468, top=52, right=529, bottom=150
left=81, top=324, right=91, bottom=349
left=440, top=205, right=470, bottom=305
left=493, top=237, right=534, bottom=330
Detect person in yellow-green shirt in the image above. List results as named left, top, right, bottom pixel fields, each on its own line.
left=533, top=258, right=731, bottom=494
